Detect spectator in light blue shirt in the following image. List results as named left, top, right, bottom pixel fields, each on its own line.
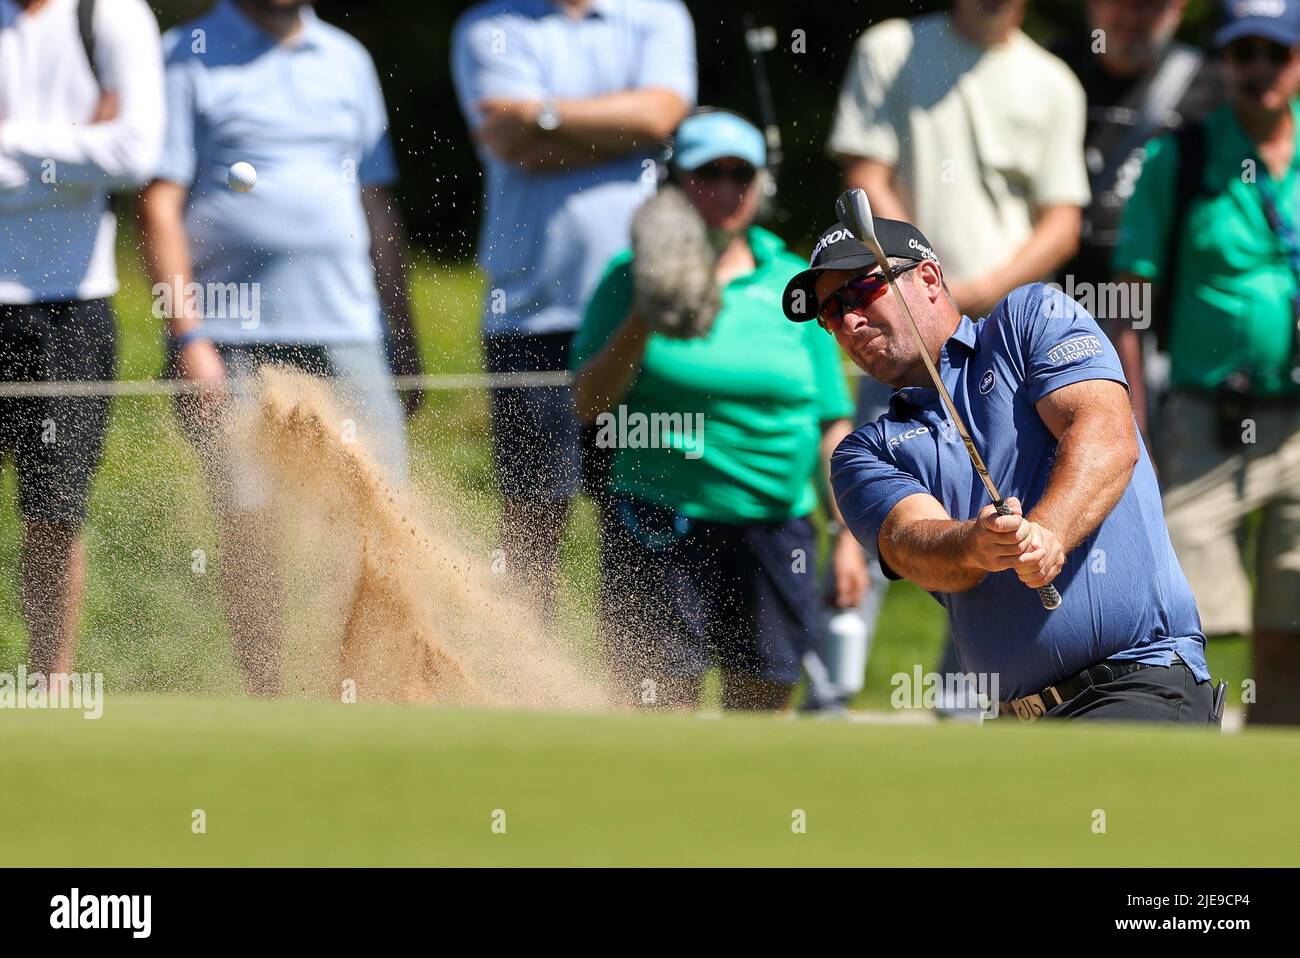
left=139, top=0, right=421, bottom=696
left=451, top=0, right=695, bottom=611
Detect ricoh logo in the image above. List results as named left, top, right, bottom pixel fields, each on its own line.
left=594, top=405, right=705, bottom=459
left=887, top=425, right=930, bottom=449
left=50, top=889, right=151, bottom=938
left=1234, top=0, right=1285, bottom=17
left=152, top=275, right=261, bottom=329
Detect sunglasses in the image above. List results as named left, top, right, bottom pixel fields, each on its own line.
left=688, top=162, right=758, bottom=184
left=817, top=261, right=922, bottom=329
left=1225, top=39, right=1293, bottom=67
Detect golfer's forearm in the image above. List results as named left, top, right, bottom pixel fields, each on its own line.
left=573, top=315, right=651, bottom=422
left=551, top=89, right=688, bottom=154
left=137, top=184, right=199, bottom=335
left=983, top=205, right=1082, bottom=299
left=882, top=517, right=985, bottom=593
left=1029, top=428, right=1136, bottom=554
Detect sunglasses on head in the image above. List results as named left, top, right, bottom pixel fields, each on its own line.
left=1225, top=39, right=1293, bottom=66
left=817, top=260, right=923, bottom=329
left=688, top=161, right=758, bottom=184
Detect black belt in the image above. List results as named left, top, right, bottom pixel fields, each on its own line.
left=999, top=659, right=1163, bottom=722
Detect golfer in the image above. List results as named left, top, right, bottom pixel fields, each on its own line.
left=783, top=218, right=1219, bottom=723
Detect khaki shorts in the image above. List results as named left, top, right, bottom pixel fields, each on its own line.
left=1160, top=391, right=1300, bottom=635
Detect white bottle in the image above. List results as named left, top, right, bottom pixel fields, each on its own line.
left=819, top=608, right=869, bottom=698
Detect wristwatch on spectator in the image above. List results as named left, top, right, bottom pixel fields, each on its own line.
left=536, top=99, right=561, bottom=133
left=827, top=520, right=848, bottom=538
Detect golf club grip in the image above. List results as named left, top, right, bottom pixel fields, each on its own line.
left=994, top=502, right=1062, bottom=611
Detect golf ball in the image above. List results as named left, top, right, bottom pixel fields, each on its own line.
left=227, top=161, right=257, bottom=193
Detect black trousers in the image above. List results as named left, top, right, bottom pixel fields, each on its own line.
left=0, top=299, right=116, bottom=527
left=1048, top=659, right=1218, bottom=725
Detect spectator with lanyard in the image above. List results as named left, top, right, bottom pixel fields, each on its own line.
left=1054, top=0, right=1221, bottom=436
left=1114, top=0, right=1300, bottom=725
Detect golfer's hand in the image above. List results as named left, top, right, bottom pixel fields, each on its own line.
left=831, top=531, right=869, bottom=608
left=965, top=498, right=1032, bottom=574
left=1015, top=521, right=1065, bottom=589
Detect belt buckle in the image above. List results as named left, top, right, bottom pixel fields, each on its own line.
left=1005, top=694, right=1048, bottom=722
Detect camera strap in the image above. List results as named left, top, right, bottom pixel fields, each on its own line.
left=1253, top=172, right=1300, bottom=383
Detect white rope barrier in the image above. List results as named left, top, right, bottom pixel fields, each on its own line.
left=0, top=364, right=867, bottom=399
left=0, top=369, right=576, bottom=399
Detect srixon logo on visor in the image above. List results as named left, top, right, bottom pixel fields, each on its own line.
left=809, top=228, right=856, bottom=264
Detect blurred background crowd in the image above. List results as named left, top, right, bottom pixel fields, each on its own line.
left=2, top=0, right=1297, bottom=724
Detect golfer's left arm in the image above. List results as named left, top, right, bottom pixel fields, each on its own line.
left=1026, top=378, right=1140, bottom=564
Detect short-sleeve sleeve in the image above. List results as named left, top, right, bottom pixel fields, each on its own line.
left=1011, top=285, right=1127, bottom=404
left=1111, top=133, right=1178, bottom=282
left=1029, top=65, right=1091, bottom=208
left=634, top=1, right=697, bottom=104
left=827, top=25, right=902, bottom=165
left=356, top=50, right=398, bottom=186
left=803, top=322, right=854, bottom=421
left=450, top=13, right=546, bottom=131
left=831, top=425, right=931, bottom=573
left=154, top=47, right=197, bottom=186
left=570, top=253, right=635, bottom=370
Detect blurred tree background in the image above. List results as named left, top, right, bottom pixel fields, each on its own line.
left=150, top=1, right=1219, bottom=259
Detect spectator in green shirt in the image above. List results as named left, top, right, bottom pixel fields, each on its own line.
left=1113, top=0, right=1300, bottom=725
left=571, top=109, right=862, bottom=711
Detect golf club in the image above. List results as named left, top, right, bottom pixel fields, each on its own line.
left=835, top=188, right=1062, bottom=611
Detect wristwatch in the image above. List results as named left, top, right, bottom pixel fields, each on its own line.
left=826, top=520, right=847, bottom=538
left=536, top=99, right=561, bottom=133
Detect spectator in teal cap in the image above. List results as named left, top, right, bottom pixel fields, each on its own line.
left=570, top=108, right=865, bottom=711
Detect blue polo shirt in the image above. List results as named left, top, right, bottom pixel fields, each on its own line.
left=451, top=0, right=696, bottom=337
left=831, top=284, right=1209, bottom=697
left=156, top=2, right=397, bottom=344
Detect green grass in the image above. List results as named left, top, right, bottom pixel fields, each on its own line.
left=1, top=696, right=1296, bottom=866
